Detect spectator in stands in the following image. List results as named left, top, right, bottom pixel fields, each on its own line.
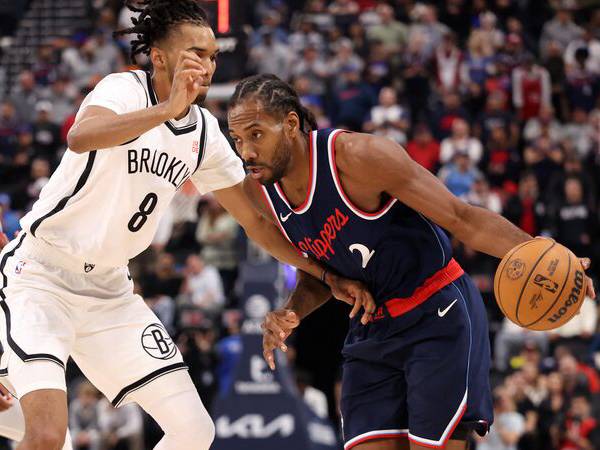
left=195, top=195, right=240, bottom=305
left=331, top=63, right=376, bottom=130
left=32, top=101, right=61, bottom=161
left=440, top=118, right=482, bottom=165
left=178, top=320, right=219, bottom=410
left=540, top=1, right=584, bottom=58
left=61, top=37, right=114, bottom=89
left=25, top=157, right=50, bottom=210
left=512, top=53, right=552, bottom=121
left=407, top=4, right=448, bottom=60
left=40, top=76, right=75, bottom=127
left=140, top=280, right=176, bottom=336
left=249, top=31, right=292, bottom=82
left=564, top=27, right=600, bottom=75
left=431, top=90, right=469, bottom=139
left=328, top=38, right=364, bottom=89
left=0, top=101, right=19, bottom=162
left=181, top=254, right=225, bottom=316
left=142, top=252, right=183, bottom=299
left=32, top=43, right=59, bottom=87
left=0, top=193, right=19, bottom=239
left=565, top=48, right=600, bottom=113
left=504, top=172, right=546, bottom=237
left=562, top=108, right=594, bottom=158
left=477, top=387, right=525, bottom=450
left=8, top=70, right=39, bottom=123
left=438, top=151, right=482, bottom=197
left=98, top=401, right=143, bottom=450
left=494, top=318, right=549, bottom=373
left=523, top=105, right=563, bottom=145
left=482, top=126, right=520, bottom=188
left=70, top=381, right=102, bottom=450
left=463, top=177, right=502, bottom=214
left=554, top=177, right=595, bottom=258
left=288, top=19, right=325, bottom=57
left=406, top=123, right=440, bottom=173
left=433, top=32, right=463, bottom=94
left=290, top=45, right=330, bottom=96
left=216, top=310, right=242, bottom=395
left=462, top=30, right=495, bottom=88
left=328, top=0, right=359, bottom=34
left=363, top=86, right=409, bottom=144
left=554, top=392, right=600, bottom=450
left=476, top=91, right=517, bottom=146
left=366, top=3, right=407, bottom=58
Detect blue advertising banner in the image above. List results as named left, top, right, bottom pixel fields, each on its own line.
left=212, top=261, right=340, bottom=450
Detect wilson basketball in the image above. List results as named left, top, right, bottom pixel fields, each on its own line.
left=494, top=238, right=586, bottom=331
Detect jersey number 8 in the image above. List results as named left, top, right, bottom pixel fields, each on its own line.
left=128, top=193, right=158, bottom=232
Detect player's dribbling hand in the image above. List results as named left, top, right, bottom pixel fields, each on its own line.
left=324, top=272, right=376, bottom=325
left=0, top=383, right=13, bottom=412
left=262, top=309, right=300, bottom=370
left=165, top=50, right=207, bottom=119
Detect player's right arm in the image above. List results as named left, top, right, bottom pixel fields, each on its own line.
left=67, top=51, right=206, bottom=153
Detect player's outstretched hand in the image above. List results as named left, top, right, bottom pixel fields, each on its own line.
left=580, top=258, right=596, bottom=299
left=0, top=383, right=13, bottom=412
left=262, top=309, right=300, bottom=370
left=325, top=272, right=376, bottom=325
left=165, top=50, right=207, bottom=119
left=0, top=232, right=8, bottom=250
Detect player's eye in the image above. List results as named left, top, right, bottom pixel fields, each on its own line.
left=252, top=132, right=262, bottom=140
left=210, top=54, right=218, bottom=62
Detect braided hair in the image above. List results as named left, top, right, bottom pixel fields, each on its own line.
left=114, top=0, right=210, bottom=64
left=228, top=74, right=318, bottom=133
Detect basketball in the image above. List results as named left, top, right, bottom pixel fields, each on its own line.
left=494, top=238, right=586, bottom=331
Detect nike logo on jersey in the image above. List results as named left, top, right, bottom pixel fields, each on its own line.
left=349, top=243, right=375, bottom=268
left=128, top=149, right=191, bottom=189
left=438, top=299, right=458, bottom=317
left=280, top=212, right=292, bottom=222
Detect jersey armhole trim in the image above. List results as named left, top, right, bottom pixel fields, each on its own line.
left=328, top=129, right=397, bottom=220
left=30, top=151, right=97, bottom=237
left=273, top=131, right=317, bottom=214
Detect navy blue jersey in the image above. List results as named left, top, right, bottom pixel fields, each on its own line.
left=262, top=129, right=453, bottom=304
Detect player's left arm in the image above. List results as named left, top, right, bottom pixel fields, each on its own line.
left=337, top=133, right=595, bottom=296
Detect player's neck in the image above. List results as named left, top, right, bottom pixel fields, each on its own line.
left=279, top=133, right=311, bottom=207
left=151, top=72, right=190, bottom=120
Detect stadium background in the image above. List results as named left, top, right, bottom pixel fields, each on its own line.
left=1, top=0, right=600, bottom=448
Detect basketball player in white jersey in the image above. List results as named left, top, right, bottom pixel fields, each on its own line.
left=0, top=2, right=374, bottom=449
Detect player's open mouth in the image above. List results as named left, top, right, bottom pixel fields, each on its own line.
left=248, top=167, right=264, bottom=179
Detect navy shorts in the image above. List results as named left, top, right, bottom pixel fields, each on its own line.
left=341, top=274, right=493, bottom=449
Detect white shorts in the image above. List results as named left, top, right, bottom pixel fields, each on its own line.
left=0, top=233, right=188, bottom=406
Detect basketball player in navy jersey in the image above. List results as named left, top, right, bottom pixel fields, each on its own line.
left=227, top=74, right=595, bottom=450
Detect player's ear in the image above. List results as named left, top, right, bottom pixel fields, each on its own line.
left=285, top=111, right=300, bottom=137
left=150, top=47, right=166, bottom=70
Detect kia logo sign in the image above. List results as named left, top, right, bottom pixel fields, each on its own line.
left=216, top=414, right=295, bottom=439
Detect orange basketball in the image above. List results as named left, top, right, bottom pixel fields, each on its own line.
left=494, top=238, right=586, bottom=331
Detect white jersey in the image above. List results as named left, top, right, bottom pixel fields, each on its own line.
left=20, top=70, right=245, bottom=267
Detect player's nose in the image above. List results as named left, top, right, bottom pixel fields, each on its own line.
left=240, top=145, right=258, bottom=161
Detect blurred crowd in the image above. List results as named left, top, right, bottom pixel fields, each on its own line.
left=1, top=0, right=600, bottom=449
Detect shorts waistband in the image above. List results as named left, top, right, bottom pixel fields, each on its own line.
left=18, top=233, right=120, bottom=274
left=374, top=258, right=464, bottom=320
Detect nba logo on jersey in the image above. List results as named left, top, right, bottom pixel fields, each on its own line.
left=192, top=140, right=199, bottom=154
left=14, top=260, right=25, bottom=274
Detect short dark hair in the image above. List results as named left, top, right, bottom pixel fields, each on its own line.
left=114, top=0, right=210, bottom=64
left=228, top=74, right=317, bottom=133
